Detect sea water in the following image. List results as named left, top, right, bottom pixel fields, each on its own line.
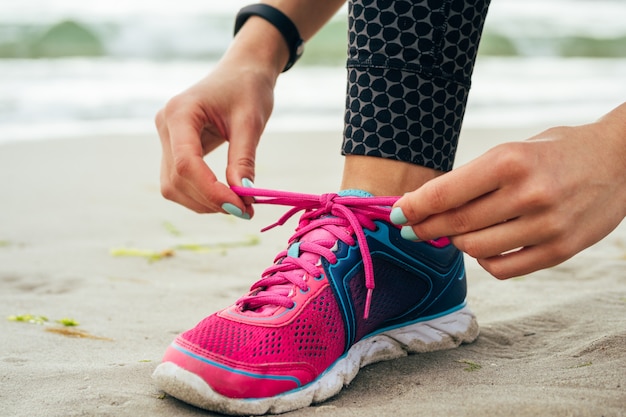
left=1, top=0, right=625, bottom=143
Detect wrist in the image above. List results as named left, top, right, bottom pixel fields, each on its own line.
left=599, top=102, right=626, bottom=164
left=226, top=16, right=290, bottom=81
left=234, top=4, right=304, bottom=72
left=598, top=102, right=626, bottom=214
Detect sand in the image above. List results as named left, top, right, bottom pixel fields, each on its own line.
left=1, top=129, right=625, bottom=417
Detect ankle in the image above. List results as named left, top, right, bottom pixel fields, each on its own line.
left=340, top=155, right=443, bottom=196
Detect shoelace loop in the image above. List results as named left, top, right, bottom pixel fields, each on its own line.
left=231, top=187, right=400, bottom=319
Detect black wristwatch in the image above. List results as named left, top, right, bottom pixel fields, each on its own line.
left=234, top=4, right=304, bottom=72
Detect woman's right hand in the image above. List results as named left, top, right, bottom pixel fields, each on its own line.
left=155, top=2, right=345, bottom=218
left=155, top=16, right=288, bottom=219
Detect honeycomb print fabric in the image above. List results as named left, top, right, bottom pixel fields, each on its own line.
left=342, top=0, right=491, bottom=171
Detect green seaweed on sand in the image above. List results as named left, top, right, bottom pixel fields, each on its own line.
left=457, top=359, right=482, bottom=372
left=110, top=235, right=260, bottom=260
left=9, top=314, right=79, bottom=326
left=569, top=361, right=592, bottom=369
left=9, top=314, right=111, bottom=340
left=176, top=235, right=260, bottom=253
left=7, top=314, right=49, bottom=325
left=109, top=247, right=175, bottom=261
left=56, top=318, right=80, bottom=327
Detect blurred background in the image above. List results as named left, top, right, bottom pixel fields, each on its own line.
left=1, top=0, right=625, bottom=143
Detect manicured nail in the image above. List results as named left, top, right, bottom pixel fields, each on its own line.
left=390, top=207, right=408, bottom=225
left=400, top=226, right=421, bottom=241
left=242, top=178, right=255, bottom=188
left=221, top=203, right=250, bottom=220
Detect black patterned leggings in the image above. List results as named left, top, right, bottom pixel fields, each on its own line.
left=342, top=0, right=491, bottom=172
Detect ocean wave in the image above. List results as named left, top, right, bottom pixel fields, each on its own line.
left=1, top=57, right=625, bottom=143
left=1, top=13, right=625, bottom=61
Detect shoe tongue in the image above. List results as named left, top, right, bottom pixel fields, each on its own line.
left=291, top=189, right=371, bottom=259
left=279, top=189, right=370, bottom=269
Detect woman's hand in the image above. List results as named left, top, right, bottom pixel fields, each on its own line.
left=156, top=58, right=276, bottom=218
left=392, top=104, right=626, bottom=279
left=155, top=13, right=295, bottom=219
left=155, top=1, right=346, bottom=218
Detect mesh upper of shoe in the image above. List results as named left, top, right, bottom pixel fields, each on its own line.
left=349, top=258, right=430, bottom=341
left=180, top=285, right=345, bottom=371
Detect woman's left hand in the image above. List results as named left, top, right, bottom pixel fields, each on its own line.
left=392, top=103, right=626, bottom=279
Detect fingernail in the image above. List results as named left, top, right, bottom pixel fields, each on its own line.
left=221, top=203, right=251, bottom=220
left=390, top=207, right=408, bottom=225
left=242, top=178, right=255, bottom=188
left=400, top=226, right=420, bottom=241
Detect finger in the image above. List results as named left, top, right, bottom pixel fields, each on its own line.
left=394, top=148, right=508, bottom=224
left=160, top=153, right=218, bottom=213
left=157, top=111, right=216, bottom=212
left=409, top=187, right=519, bottom=241
left=167, top=112, right=247, bottom=216
left=158, top=115, right=220, bottom=212
left=477, top=240, right=572, bottom=280
left=449, top=215, right=547, bottom=260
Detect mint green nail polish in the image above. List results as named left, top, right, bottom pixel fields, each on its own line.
left=401, top=226, right=420, bottom=241
left=222, top=203, right=250, bottom=220
left=390, top=207, right=408, bottom=225
left=242, top=178, right=255, bottom=188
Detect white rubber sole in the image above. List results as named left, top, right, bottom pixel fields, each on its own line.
left=153, top=305, right=479, bottom=415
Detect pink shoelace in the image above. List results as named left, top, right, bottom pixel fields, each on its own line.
left=230, top=187, right=400, bottom=320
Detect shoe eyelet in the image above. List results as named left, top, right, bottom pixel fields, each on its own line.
left=314, top=274, right=324, bottom=281
left=299, top=287, right=310, bottom=294
left=286, top=301, right=297, bottom=311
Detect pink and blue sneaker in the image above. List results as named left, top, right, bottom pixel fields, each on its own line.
left=153, top=188, right=479, bottom=415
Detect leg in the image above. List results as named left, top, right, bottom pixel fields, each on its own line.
left=341, top=0, right=491, bottom=196
left=342, top=155, right=440, bottom=196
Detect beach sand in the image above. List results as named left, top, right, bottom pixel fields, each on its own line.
left=1, top=128, right=624, bottom=417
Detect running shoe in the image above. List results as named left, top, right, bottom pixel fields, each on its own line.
left=153, top=187, right=479, bottom=415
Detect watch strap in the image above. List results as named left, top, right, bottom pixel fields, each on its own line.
left=234, top=4, right=304, bottom=72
